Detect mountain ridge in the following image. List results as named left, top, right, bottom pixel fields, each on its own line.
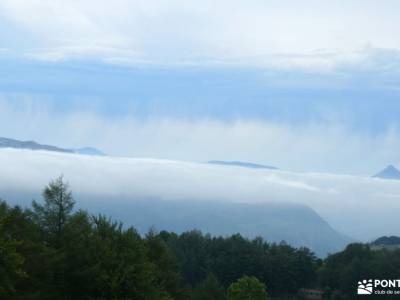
left=0, top=137, right=74, bottom=153
left=0, top=137, right=105, bottom=156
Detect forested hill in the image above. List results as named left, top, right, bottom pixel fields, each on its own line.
left=2, top=177, right=400, bottom=299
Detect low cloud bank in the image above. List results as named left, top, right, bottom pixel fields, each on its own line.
left=1, top=148, right=400, bottom=241
left=1, top=98, right=400, bottom=175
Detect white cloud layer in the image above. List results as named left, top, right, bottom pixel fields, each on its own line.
left=1, top=0, right=400, bottom=69
left=1, top=98, right=400, bottom=175
left=1, top=148, right=400, bottom=241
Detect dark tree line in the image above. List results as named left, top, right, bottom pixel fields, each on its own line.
left=157, top=230, right=319, bottom=297
left=1, top=176, right=400, bottom=299
left=319, top=243, right=400, bottom=299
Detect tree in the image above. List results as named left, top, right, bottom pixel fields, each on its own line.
left=318, top=243, right=400, bottom=299
left=192, top=273, right=225, bottom=300
left=0, top=202, right=25, bottom=298
left=88, top=215, right=164, bottom=300
left=58, top=210, right=95, bottom=299
left=32, top=176, right=75, bottom=247
left=227, top=276, right=269, bottom=300
left=145, top=230, right=186, bottom=299
left=0, top=178, right=326, bottom=299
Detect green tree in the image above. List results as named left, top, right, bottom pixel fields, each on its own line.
left=227, top=276, right=269, bottom=300
left=318, top=243, right=400, bottom=299
left=192, top=273, right=225, bottom=300
left=0, top=202, right=25, bottom=298
left=88, top=215, right=164, bottom=300
left=32, top=176, right=75, bottom=247
left=146, top=230, right=186, bottom=299
left=58, top=210, right=95, bottom=299
left=0, top=201, right=58, bottom=300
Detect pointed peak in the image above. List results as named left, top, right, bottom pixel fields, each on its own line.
left=373, top=165, right=400, bottom=180
left=385, top=164, right=397, bottom=170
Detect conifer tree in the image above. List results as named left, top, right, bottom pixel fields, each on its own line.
left=32, top=176, right=75, bottom=247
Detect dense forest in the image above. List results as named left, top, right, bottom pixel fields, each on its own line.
left=1, top=177, right=400, bottom=299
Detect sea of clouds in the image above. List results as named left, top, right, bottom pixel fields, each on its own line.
left=2, top=98, right=400, bottom=175
left=1, top=148, right=400, bottom=241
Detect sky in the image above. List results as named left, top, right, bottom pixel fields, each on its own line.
left=1, top=1, right=400, bottom=174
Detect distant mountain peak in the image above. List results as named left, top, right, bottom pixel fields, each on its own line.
left=373, top=165, right=400, bottom=180
left=74, top=147, right=106, bottom=156
left=208, top=160, right=277, bottom=170
left=0, top=137, right=73, bottom=153
left=0, top=137, right=105, bottom=156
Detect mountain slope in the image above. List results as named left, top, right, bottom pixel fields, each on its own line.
left=3, top=189, right=350, bottom=257
left=373, top=165, right=400, bottom=180
left=90, top=198, right=351, bottom=257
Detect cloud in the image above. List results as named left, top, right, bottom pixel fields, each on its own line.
left=2, top=0, right=400, bottom=69
left=1, top=147, right=400, bottom=241
left=1, top=97, right=400, bottom=175
left=263, top=174, right=323, bottom=192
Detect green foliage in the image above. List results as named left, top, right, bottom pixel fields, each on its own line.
left=0, top=202, right=25, bottom=297
left=319, top=243, right=400, bottom=299
left=145, top=229, right=186, bottom=299
left=0, top=201, right=56, bottom=300
left=32, top=175, right=75, bottom=247
left=4, top=176, right=400, bottom=300
left=192, top=273, right=225, bottom=300
left=0, top=177, right=177, bottom=299
left=160, top=230, right=318, bottom=296
left=227, top=276, right=269, bottom=300
left=87, top=215, right=162, bottom=300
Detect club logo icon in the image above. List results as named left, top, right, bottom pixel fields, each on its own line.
left=358, top=279, right=373, bottom=295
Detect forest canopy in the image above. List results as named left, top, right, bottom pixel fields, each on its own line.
left=1, top=176, right=400, bottom=299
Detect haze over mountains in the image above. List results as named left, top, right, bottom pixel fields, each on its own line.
left=98, top=199, right=351, bottom=257
left=1, top=138, right=400, bottom=256
left=0, top=147, right=350, bottom=257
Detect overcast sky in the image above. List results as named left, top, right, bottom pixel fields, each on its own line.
left=1, top=0, right=400, bottom=67
left=1, top=1, right=400, bottom=174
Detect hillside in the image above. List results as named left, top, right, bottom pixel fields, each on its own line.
left=89, top=198, right=351, bottom=257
